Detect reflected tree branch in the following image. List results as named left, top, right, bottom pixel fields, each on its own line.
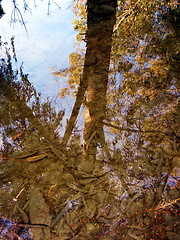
left=104, top=121, right=167, bottom=135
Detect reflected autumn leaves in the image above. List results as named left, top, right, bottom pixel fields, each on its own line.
left=0, top=41, right=66, bottom=238
left=0, top=0, right=180, bottom=237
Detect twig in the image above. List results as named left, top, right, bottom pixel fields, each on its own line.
left=11, top=0, right=28, bottom=36
left=147, top=197, right=180, bottom=212
left=52, top=0, right=61, bottom=9
left=104, top=121, right=166, bottom=135
left=113, top=0, right=141, bottom=32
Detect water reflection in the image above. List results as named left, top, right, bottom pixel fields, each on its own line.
left=0, top=0, right=76, bottom=99
left=1, top=1, right=180, bottom=239
left=0, top=216, right=32, bottom=239
left=0, top=39, right=66, bottom=239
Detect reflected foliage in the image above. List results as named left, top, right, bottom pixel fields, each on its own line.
left=52, top=0, right=180, bottom=239
left=0, top=38, right=66, bottom=239
left=0, top=0, right=5, bottom=19
left=0, top=0, right=180, bottom=239
left=106, top=2, right=180, bottom=238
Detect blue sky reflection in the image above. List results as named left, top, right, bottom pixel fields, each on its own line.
left=0, top=0, right=76, bottom=99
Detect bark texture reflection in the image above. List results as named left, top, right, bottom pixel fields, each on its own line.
left=63, top=0, right=117, bottom=169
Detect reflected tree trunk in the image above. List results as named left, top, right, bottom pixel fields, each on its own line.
left=62, top=0, right=117, bottom=167
left=83, top=0, right=117, bottom=165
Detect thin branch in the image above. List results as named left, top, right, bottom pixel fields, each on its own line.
left=47, top=0, right=50, bottom=15
left=104, top=121, right=167, bottom=135
left=47, top=0, right=61, bottom=15
left=11, top=0, right=28, bottom=36
left=61, top=77, right=87, bottom=146
left=52, top=0, right=61, bottom=10
left=23, top=0, right=32, bottom=13
left=113, top=0, right=141, bottom=32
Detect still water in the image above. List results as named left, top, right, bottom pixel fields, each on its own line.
left=0, top=0, right=179, bottom=239
left=0, top=0, right=76, bottom=98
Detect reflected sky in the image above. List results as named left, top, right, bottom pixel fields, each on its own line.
left=0, top=0, right=76, bottom=99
